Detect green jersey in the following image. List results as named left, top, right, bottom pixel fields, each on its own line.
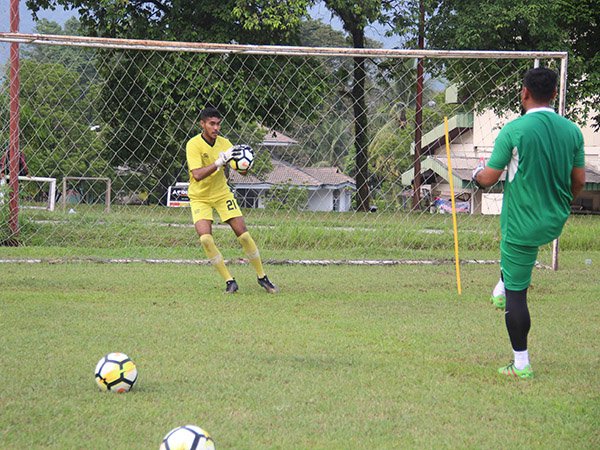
left=488, top=108, right=585, bottom=246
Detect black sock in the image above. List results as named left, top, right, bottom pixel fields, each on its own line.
left=504, top=288, right=530, bottom=351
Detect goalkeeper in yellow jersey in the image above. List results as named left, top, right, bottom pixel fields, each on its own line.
left=186, top=107, right=278, bottom=294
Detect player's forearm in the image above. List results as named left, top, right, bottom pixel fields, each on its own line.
left=571, top=182, right=584, bottom=199
left=474, top=167, right=503, bottom=188
left=571, top=177, right=585, bottom=200
left=571, top=167, right=586, bottom=199
left=192, top=164, right=218, bottom=181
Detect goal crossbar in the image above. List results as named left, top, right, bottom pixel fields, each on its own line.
left=0, top=32, right=568, bottom=60
left=0, top=32, right=569, bottom=119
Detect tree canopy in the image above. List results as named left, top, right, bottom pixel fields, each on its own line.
left=26, top=0, right=311, bottom=44
left=426, top=0, right=600, bottom=128
left=1, top=18, right=107, bottom=180
left=18, top=0, right=599, bottom=211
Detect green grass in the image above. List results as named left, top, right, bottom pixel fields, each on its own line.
left=1, top=256, right=599, bottom=448
left=2, top=205, right=599, bottom=265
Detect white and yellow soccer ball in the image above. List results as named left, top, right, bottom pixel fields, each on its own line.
left=160, top=425, right=215, bottom=450
left=94, top=352, right=138, bottom=393
left=229, top=144, right=255, bottom=174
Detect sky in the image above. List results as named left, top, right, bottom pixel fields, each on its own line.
left=0, top=0, right=76, bottom=63
left=0, top=0, right=74, bottom=34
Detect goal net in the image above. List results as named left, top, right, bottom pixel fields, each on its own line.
left=0, top=33, right=568, bottom=264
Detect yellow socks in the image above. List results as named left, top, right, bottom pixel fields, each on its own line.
left=199, top=234, right=233, bottom=281
left=200, top=232, right=265, bottom=282
left=237, top=231, right=266, bottom=278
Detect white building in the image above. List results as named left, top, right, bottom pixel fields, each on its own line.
left=401, top=99, right=600, bottom=214
left=229, top=159, right=355, bottom=212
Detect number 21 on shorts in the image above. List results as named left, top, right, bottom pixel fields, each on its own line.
left=226, top=199, right=238, bottom=211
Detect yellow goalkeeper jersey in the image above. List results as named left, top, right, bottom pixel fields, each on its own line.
left=186, top=134, right=233, bottom=201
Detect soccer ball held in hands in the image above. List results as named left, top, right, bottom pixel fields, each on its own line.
left=229, top=144, right=255, bottom=175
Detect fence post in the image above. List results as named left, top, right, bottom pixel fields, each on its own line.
left=8, top=0, right=21, bottom=243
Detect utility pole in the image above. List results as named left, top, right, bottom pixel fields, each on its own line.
left=412, top=0, right=425, bottom=210
left=8, top=0, right=21, bottom=243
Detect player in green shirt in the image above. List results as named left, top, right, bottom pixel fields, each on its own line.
left=472, top=67, right=586, bottom=379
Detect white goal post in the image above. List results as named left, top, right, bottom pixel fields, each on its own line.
left=1, top=175, right=57, bottom=211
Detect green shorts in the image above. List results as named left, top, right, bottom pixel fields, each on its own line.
left=500, top=240, right=539, bottom=291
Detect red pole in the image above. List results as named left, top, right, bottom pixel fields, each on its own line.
left=412, top=0, right=424, bottom=210
left=8, top=0, right=20, bottom=242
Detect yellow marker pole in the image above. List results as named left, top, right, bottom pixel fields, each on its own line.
left=444, top=116, right=462, bottom=295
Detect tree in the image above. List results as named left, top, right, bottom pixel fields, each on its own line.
left=425, top=0, right=600, bottom=129
left=299, top=17, right=350, bottom=48
left=291, top=19, right=357, bottom=170
left=320, top=0, right=386, bottom=211
left=17, top=59, right=107, bottom=178
left=316, top=1, right=426, bottom=210
left=25, top=0, right=331, bottom=202
left=1, top=19, right=107, bottom=180
left=26, top=0, right=310, bottom=44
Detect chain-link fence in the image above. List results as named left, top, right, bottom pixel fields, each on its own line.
left=0, top=33, right=567, bottom=263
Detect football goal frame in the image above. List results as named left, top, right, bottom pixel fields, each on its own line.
left=0, top=31, right=571, bottom=269
left=61, top=176, right=112, bottom=213
left=1, top=175, right=57, bottom=211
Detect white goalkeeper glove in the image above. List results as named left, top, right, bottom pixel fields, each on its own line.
left=215, top=147, right=236, bottom=168
left=471, top=158, right=485, bottom=187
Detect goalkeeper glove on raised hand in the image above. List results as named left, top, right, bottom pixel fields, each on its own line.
left=215, top=147, right=236, bottom=168
left=215, top=146, right=245, bottom=168
left=471, top=157, right=485, bottom=188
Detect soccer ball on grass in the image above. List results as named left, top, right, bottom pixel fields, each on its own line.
left=94, top=352, right=138, bottom=393
left=229, top=144, right=254, bottom=174
left=160, top=425, right=215, bottom=450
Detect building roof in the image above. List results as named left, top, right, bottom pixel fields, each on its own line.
left=401, top=155, right=494, bottom=189
left=261, top=128, right=298, bottom=147
left=229, top=159, right=355, bottom=189
left=412, top=113, right=474, bottom=155
left=303, top=167, right=355, bottom=186
left=402, top=155, right=600, bottom=191
left=584, top=165, right=600, bottom=184
left=582, top=165, right=600, bottom=190
left=433, top=156, right=506, bottom=185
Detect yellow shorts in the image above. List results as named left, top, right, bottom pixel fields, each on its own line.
left=190, top=192, right=242, bottom=224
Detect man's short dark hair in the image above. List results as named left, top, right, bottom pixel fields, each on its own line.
left=200, top=107, right=221, bottom=121
left=523, top=68, right=558, bottom=103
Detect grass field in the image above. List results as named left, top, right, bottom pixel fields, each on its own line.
left=3, top=206, right=600, bottom=261
left=1, top=251, right=599, bottom=448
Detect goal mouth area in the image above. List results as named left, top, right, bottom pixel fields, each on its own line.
left=0, top=33, right=574, bottom=270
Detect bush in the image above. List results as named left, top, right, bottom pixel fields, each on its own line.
left=264, top=184, right=308, bottom=211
